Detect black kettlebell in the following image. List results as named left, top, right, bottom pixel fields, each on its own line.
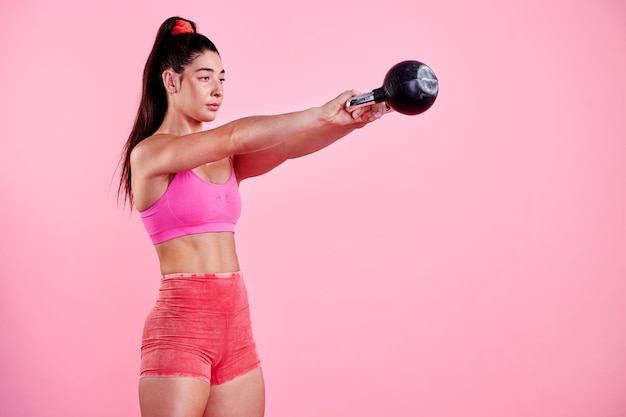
left=346, top=60, right=438, bottom=115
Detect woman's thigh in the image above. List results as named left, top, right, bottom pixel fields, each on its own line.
left=203, top=367, right=265, bottom=417
left=139, top=376, right=210, bottom=417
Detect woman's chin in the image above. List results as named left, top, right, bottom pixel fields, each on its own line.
left=201, top=113, right=218, bottom=123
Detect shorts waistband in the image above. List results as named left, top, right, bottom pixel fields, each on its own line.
left=162, top=271, right=243, bottom=280
left=156, top=271, right=247, bottom=312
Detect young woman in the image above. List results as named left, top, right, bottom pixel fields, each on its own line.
left=118, top=16, right=386, bottom=417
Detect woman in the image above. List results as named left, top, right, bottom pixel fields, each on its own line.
left=118, top=16, right=386, bottom=417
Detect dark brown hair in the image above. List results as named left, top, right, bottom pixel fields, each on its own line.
left=117, top=17, right=219, bottom=208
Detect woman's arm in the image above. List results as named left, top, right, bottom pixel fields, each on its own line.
left=130, top=91, right=370, bottom=179
left=234, top=101, right=386, bottom=181
left=233, top=124, right=358, bottom=181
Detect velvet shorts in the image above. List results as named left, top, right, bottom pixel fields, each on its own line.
left=140, top=271, right=260, bottom=385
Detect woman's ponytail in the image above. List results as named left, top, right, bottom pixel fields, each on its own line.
left=117, top=17, right=219, bottom=209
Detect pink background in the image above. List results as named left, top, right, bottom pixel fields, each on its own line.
left=1, top=0, right=625, bottom=416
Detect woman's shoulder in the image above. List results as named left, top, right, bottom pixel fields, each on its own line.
left=136, top=133, right=176, bottom=148
left=131, top=134, right=175, bottom=164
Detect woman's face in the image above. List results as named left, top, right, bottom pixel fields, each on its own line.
left=177, top=51, right=225, bottom=122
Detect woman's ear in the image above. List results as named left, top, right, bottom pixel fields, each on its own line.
left=162, top=69, right=178, bottom=94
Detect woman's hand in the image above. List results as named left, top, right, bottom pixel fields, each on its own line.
left=321, top=90, right=388, bottom=128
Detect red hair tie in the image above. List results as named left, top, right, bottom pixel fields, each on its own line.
left=172, top=19, right=194, bottom=35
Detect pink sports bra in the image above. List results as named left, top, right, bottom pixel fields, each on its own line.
left=139, top=159, right=242, bottom=244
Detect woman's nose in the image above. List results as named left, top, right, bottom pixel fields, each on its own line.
left=212, top=82, right=223, bottom=97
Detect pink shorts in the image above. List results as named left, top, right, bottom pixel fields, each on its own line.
left=140, top=271, right=261, bottom=385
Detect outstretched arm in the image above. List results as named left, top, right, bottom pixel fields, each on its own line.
left=130, top=91, right=376, bottom=179
left=234, top=94, right=386, bottom=181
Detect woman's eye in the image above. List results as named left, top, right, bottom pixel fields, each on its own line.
left=219, top=78, right=226, bottom=83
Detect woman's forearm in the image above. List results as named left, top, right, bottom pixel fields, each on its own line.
left=225, top=107, right=327, bottom=155
left=278, top=124, right=357, bottom=160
